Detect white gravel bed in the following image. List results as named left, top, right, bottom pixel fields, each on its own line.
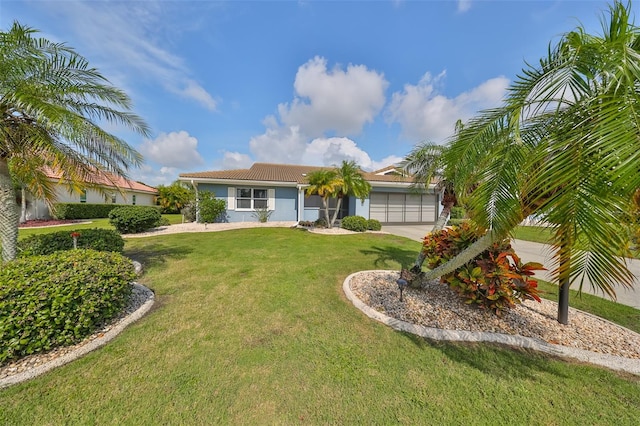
left=347, top=270, right=640, bottom=364
left=0, top=282, right=154, bottom=387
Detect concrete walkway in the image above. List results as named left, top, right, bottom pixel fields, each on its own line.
left=383, top=225, right=640, bottom=310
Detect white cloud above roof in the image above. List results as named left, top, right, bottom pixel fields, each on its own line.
left=278, top=56, right=388, bottom=137
left=140, top=131, right=205, bottom=169
left=386, top=71, right=509, bottom=142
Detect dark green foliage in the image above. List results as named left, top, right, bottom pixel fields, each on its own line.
left=422, top=222, right=543, bottom=315
left=341, top=215, right=368, bottom=232
left=17, top=228, right=124, bottom=257
left=314, top=217, right=328, bottom=228
left=0, top=250, right=136, bottom=364
left=449, top=206, right=466, bottom=220
left=53, top=203, right=122, bottom=219
left=109, top=206, right=162, bottom=234
left=198, top=191, right=227, bottom=223
left=366, top=218, right=382, bottom=231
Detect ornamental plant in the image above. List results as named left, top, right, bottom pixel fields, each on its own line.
left=18, top=228, right=124, bottom=257
left=0, top=250, right=136, bottom=364
left=341, top=215, right=368, bottom=232
left=421, top=222, right=543, bottom=315
left=109, top=206, right=162, bottom=234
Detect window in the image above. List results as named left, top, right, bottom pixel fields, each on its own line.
left=80, top=190, right=87, bottom=203
left=132, top=195, right=136, bottom=205
left=111, top=193, right=117, bottom=204
left=236, top=188, right=268, bottom=210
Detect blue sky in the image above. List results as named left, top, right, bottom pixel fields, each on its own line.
left=1, top=0, right=626, bottom=186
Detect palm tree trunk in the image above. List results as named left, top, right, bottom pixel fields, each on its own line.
left=557, top=231, right=571, bottom=324
left=411, top=202, right=453, bottom=273
left=322, top=197, right=332, bottom=228
left=20, top=186, right=27, bottom=223
left=409, top=231, right=497, bottom=288
left=0, top=158, right=20, bottom=262
left=330, top=197, right=343, bottom=228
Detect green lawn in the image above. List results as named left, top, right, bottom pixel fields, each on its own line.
left=1, top=228, right=639, bottom=424
left=512, top=225, right=554, bottom=244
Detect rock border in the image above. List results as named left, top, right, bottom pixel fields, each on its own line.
left=0, top=261, right=154, bottom=389
left=343, top=270, right=640, bottom=377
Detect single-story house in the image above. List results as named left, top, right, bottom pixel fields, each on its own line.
left=23, top=168, right=158, bottom=220
left=178, top=163, right=441, bottom=224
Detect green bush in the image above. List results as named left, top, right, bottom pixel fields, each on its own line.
left=18, top=228, right=124, bottom=257
left=341, top=215, right=368, bottom=232
left=366, top=218, right=382, bottom=231
left=449, top=206, right=466, bottom=220
left=53, top=203, right=122, bottom=219
left=421, top=222, right=543, bottom=315
left=198, top=191, right=227, bottom=223
left=0, top=250, right=136, bottom=364
left=314, top=217, right=328, bottom=228
left=108, top=206, right=162, bottom=234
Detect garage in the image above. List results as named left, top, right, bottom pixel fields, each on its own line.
left=369, top=192, right=438, bottom=224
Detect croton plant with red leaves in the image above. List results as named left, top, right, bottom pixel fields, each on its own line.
left=421, top=222, right=544, bottom=315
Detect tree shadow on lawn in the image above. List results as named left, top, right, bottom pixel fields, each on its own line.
left=360, top=245, right=417, bottom=269
left=400, top=331, right=572, bottom=380
left=124, top=243, right=193, bottom=270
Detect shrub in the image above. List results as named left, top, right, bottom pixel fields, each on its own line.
left=298, top=221, right=314, bottom=228
left=181, top=204, right=196, bottom=222
left=251, top=206, right=273, bottom=223
left=314, top=217, right=328, bottom=228
left=366, top=218, right=382, bottom=231
left=109, top=206, right=162, bottom=234
left=421, top=222, right=543, bottom=315
left=341, top=215, right=368, bottom=232
left=53, top=203, right=122, bottom=219
left=198, top=191, right=227, bottom=223
left=0, top=250, right=136, bottom=364
left=17, top=228, right=124, bottom=257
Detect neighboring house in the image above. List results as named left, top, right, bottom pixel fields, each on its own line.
left=178, top=163, right=441, bottom=224
left=23, top=168, right=158, bottom=220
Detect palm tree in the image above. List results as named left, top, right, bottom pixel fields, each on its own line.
left=437, top=0, right=640, bottom=324
left=305, top=168, right=340, bottom=228
left=330, top=160, right=372, bottom=227
left=0, top=22, right=149, bottom=261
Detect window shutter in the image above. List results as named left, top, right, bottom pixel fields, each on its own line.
left=268, top=189, right=275, bottom=211
left=227, top=187, right=235, bottom=211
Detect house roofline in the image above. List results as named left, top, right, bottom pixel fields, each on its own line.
left=179, top=177, right=299, bottom=187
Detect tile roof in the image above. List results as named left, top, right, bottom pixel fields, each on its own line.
left=45, top=167, right=157, bottom=194
left=179, top=162, right=418, bottom=184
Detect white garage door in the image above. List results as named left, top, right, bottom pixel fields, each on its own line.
left=370, top=192, right=437, bottom=224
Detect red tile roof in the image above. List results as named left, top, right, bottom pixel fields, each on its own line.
left=45, top=167, right=157, bottom=194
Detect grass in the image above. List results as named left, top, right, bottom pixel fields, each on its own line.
left=1, top=228, right=639, bottom=424
left=512, top=225, right=555, bottom=244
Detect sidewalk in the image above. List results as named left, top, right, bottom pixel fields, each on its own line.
left=382, top=225, right=640, bottom=310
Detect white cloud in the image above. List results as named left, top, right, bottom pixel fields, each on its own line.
left=41, top=1, right=218, bottom=111
left=386, top=71, right=509, bottom=142
left=302, top=137, right=374, bottom=169
left=129, top=164, right=177, bottom=187
left=278, top=56, right=388, bottom=137
left=140, top=131, right=205, bottom=169
left=249, top=125, right=308, bottom=164
left=457, top=0, right=472, bottom=13
left=217, top=151, right=254, bottom=170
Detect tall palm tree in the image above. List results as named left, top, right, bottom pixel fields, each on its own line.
left=330, top=160, right=371, bottom=227
left=305, top=168, right=340, bottom=228
left=0, top=22, right=149, bottom=261
left=437, top=0, right=640, bottom=324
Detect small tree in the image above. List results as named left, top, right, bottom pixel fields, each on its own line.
left=156, top=181, right=194, bottom=214
left=198, top=191, right=226, bottom=223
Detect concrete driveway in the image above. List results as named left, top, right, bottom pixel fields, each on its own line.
left=382, top=225, right=640, bottom=310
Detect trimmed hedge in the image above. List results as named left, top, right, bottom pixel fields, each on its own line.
left=53, top=203, right=122, bottom=219
left=366, top=218, right=382, bottom=231
left=109, top=206, right=162, bottom=234
left=17, top=228, right=124, bottom=257
left=0, top=250, right=136, bottom=364
left=341, top=216, right=368, bottom=232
